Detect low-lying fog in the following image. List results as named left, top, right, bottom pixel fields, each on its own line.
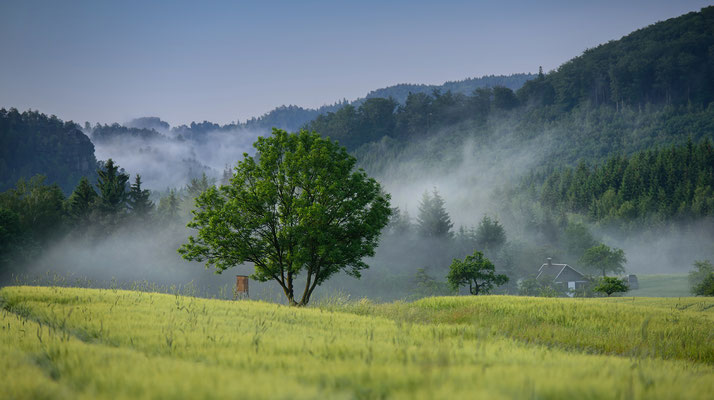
left=11, top=119, right=714, bottom=300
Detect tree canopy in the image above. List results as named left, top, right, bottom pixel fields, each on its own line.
left=179, top=129, right=392, bottom=306
left=446, top=250, right=508, bottom=295
left=579, top=244, right=627, bottom=277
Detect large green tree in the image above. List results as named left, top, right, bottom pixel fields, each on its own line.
left=579, top=244, right=627, bottom=277
left=446, top=250, right=508, bottom=295
left=179, top=129, right=392, bottom=306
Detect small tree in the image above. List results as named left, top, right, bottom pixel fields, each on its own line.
left=127, top=175, right=154, bottom=218
left=446, top=250, right=508, bottom=295
left=689, top=260, right=714, bottom=296
left=179, top=129, right=391, bottom=306
left=579, top=244, right=626, bottom=277
left=593, top=276, right=629, bottom=297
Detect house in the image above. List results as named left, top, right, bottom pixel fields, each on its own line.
left=536, top=258, right=588, bottom=295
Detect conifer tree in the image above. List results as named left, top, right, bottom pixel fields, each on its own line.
left=95, top=159, right=129, bottom=216
left=127, top=175, right=154, bottom=218
left=67, top=177, right=97, bottom=224
left=416, top=189, right=453, bottom=239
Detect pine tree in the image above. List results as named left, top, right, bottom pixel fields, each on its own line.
left=187, top=172, right=214, bottom=199
left=66, top=177, right=97, bottom=224
left=127, top=175, right=154, bottom=218
left=95, top=159, right=129, bottom=216
left=158, top=189, right=181, bottom=223
left=416, top=189, right=453, bottom=239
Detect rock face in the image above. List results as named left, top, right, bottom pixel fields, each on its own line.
left=0, top=108, right=98, bottom=194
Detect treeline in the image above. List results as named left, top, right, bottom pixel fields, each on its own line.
left=518, top=6, right=714, bottom=111
left=307, top=7, right=714, bottom=156
left=0, top=108, right=97, bottom=194
left=532, top=140, right=714, bottom=227
left=0, top=159, right=216, bottom=278
left=307, top=86, right=521, bottom=150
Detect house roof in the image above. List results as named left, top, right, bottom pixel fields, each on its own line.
left=536, top=263, right=586, bottom=282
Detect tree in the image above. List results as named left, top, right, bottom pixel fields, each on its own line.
left=593, top=276, right=629, bottom=296
left=186, top=172, right=214, bottom=199
left=564, top=222, right=597, bottom=260
left=416, top=189, right=453, bottom=239
left=158, top=189, right=181, bottom=223
left=179, top=129, right=392, bottom=306
left=127, top=175, right=154, bottom=218
left=446, top=250, right=508, bottom=295
left=66, top=176, right=97, bottom=225
left=579, top=244, right=626, bottom=277
left=689, top=260, right=714, bottom=296
left=95, top=159, right=129, bottom=216
left=474, top=215, right=506, bottom=252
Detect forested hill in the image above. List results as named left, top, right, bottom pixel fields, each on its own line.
left=306, top=6, right=714, bottom=160
left=0, top=109, right=97, bottom=194
left=363, top=74, right=535, bottom=104
left=238, top=74, right=534, bottom=133
left=517, top=6, right=714, bottom=111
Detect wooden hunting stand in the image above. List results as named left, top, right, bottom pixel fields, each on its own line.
left=235, top=275, right=249, bottom=300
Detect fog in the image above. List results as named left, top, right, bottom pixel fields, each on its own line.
left=92, top=126, right=265, bottom=190
left=10, top=117, right=714, bottom=300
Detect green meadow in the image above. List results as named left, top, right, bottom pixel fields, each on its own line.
left=1, top=286, right=713, bottom=399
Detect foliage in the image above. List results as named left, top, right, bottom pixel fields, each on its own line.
left=474, top=215, right=506, bottom=252
left=579, top=244, right=627, bottom=277
left=412, top=268, right=454, bottom=298
left=0, top=108, right=97, bottom=194
left=127, top=175, right=154, bottom=218
left=94, top=159, right=129, bottom=218
left=446, top=250, right=508, bottom=295
left=517, top=6, right=714, bottom=110
left=533, top=140, right=714, bottom=226
left=66, top=177, right=97, bottom=225
left=416, top=189, right=453, bottom=239
left=689, top=260, right=714, bottom=296
left=2, top=287, right=713, bottom=399
left=157, top=189, right=181, bottom=223
left=179, top=129, right=391, bottom=306
left=593, top=276, right=630, bottom=297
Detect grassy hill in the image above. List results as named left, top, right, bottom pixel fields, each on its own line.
left=1, top=286, right=712, bottom=399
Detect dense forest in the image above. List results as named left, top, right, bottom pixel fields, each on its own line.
left=523, top=140, right=714, bottom=228
left=0, top=109, right=97, bottom=194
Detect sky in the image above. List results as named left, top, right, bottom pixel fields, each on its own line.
left=1, top=0, right=711, bottom=126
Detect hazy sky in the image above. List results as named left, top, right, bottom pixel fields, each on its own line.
left=1, top=0, right=711, bottom=126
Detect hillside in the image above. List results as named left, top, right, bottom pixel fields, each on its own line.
left=0, top=109, right=97, bottom=194
left=1, top=286, right=713, bottom=399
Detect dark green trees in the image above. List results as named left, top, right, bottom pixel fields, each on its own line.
left=95, top=159, right=129, bottom=216
left=446, top=250, right=508, bottom=295
left=127, top=175, right=154, bottom=219
left=66, top=177, right=97, bottom=225
left=416, top=189, right=453, bottom=239
left=179, top=129, right=392, bottom=306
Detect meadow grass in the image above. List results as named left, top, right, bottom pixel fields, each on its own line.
left=320, top=295, right=714, bottom=364
left=628, top=274, right=690, bottom=297
left=1, top=286, right=713, bottom=399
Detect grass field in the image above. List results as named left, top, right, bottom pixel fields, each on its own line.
left=628, top=274, right=691, bottom=297
left=1, top=286, right=713, bottom=399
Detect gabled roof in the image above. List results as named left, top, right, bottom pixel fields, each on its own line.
left=536, top=263, right=586, bottom=282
